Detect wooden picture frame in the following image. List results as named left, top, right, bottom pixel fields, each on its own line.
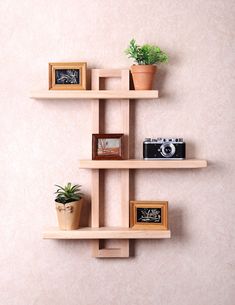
left=130, top=201, right=168, bottom=230
left=92, top=134, right=124, bottom=160
left=49, top=62, right=87, bottom=90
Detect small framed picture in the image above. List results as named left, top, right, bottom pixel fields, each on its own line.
left=130, top=201, right=168, bottom=230
left=49, top=62, right=87, bottom=90
left=92, top=134, right=124, bottom=160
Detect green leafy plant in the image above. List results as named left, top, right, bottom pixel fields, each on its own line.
left=55, top=183, right=83, bottom=204
left=125, top=39, right=168, bottom=65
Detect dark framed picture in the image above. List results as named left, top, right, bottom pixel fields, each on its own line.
left=130, top=201, right=168, bottom=230
left=49, top=62, right=87, bottom=90
left=92, top=134, right=124, bottom=160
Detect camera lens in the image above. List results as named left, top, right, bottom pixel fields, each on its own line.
left=164, top=146, right=172, bottom=154
left=160, top=143, right=176, bottom=158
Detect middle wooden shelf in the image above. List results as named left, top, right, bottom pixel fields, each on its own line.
left=79, top=159, right=208, bottom=169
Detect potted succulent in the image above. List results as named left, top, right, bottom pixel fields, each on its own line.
left=125, top=39, right=168, bottom=90
left=55, top=182, right=83, bottom=230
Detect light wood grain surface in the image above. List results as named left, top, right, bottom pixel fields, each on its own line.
left=79, top=159, right=208, bottom=169
left=43, top=227, right=171, bottom=239
left=30, top=90, right=159, bottom=99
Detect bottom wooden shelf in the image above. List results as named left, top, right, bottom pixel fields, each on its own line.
left=43, top=227, right=171, bottom=239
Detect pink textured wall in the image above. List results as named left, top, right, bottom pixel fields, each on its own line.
left=0, top=0, right=234, bottom=304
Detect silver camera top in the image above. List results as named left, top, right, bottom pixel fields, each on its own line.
left=144, top=137, right=184, bottom=143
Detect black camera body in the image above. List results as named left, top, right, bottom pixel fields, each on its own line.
left=143, top=138, right=186, bottom=160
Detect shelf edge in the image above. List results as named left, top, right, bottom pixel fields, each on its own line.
left=30, top=90, right=159, bottom=99
left=78, top=159, right=208, bottom=169
left=43, top=227, right=171, bottom=239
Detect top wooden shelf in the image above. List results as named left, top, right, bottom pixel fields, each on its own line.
left=30, top=90, right=159, bottom=100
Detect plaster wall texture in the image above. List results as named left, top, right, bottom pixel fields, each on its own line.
left=0, top=1, right=234, bottom=305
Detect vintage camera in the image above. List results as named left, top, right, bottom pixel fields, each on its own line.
left=143, top=138, right=186, bottom=160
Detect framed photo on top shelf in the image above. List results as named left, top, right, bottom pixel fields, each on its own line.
left=92, top=134, right=124, bottom=160
left=49, top=62, right=87, bottom=90
left=130, top=201, right=168, bottom=230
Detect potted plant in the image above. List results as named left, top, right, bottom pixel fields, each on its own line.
left=54, top=182, right=83, bottom=230
left=125, top=39, right=168, bottom=90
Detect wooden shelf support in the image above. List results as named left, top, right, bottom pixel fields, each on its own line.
left=91, top=68, right=131, bottom=258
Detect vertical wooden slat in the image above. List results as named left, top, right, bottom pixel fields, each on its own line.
left=91, top=70, right=101, bottom=257
left=119, top=69, right=130, bottom=257
left=91, top=69, right=130, bottom=258
left=91, top=170, right=100, bottom=257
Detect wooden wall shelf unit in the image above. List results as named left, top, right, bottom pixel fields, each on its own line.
left=34, top=68, right=207, bottom=258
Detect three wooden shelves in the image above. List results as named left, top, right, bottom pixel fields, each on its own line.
left=34, top=68, right=207, bottom=258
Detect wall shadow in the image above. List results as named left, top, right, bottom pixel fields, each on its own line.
left=169, top=205, right=185, bottom=242
left=79, top=197, right=91, bottom=227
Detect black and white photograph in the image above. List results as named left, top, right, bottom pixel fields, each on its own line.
left=137, top=207, right=161, bottom=223
left=55, top=69, right=80, bottom=84
left=49, top=62, right=87, bottom=90
left=130, top=201, right=168, bottom=230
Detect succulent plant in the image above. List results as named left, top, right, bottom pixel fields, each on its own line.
left=55, top=183, right=83, bottom=204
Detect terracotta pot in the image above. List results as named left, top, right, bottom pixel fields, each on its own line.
left=131, top=65, right=157, bottom=90
left=55, top=199, right=83, bottom=230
